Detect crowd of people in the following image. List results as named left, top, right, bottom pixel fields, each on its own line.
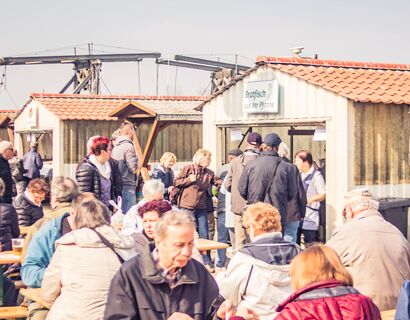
left=0, top=124, right=409, bottom=320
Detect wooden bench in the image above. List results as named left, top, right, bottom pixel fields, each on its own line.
left=0, top=306, right=28, bottom=319
left=381, top=309, right=396, bottom=320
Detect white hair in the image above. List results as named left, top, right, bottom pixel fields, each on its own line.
left=350, top=198, right=379, bottom=214
left=142, top=179, right=165, bottom=197
left=278, top=142, right=290, bottom=158
left=0, top=141, right=13, bottom=154
left=154, top=210, right=195, bottom=241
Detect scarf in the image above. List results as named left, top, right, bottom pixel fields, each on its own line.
left=89, top=154, right=111, bottom=180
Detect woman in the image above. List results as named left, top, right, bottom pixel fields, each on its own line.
left=133, top=199, right=172, bottom=252
left=174, top=149, right=221, bottom=268
left=41, top=198, right=136, bottom=320
left=15, top=178, right=48, bottom=226
left=217, top=202, right=300, bottom=319
left=151, top=152, right=176, bottom=200
left=0, top=178, right=19, bottom=251
left=76, top=136, right=122, bottom=208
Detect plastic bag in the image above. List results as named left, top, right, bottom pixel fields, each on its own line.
left=109, top=196, right=124, bottom=230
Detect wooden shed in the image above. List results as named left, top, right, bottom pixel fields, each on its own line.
left=197, top=57, right=410, bottom=238
left=13, top=93, right=203, bottom=180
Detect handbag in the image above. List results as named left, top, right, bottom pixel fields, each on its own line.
left=91, top=228, right=125, bottom=264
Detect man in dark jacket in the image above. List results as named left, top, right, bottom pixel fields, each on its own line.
left=278, top=142, right=306, bottom=244
left=104, top=210, right=223, bottom=320
left=22, top=141, right=43, bottom=185
left=0, top=178, right=19, bottom=251
left=0, top=141, right=15, bottom=203
left=224, top=132, right=261, bottom=249
left=238, top=133, right=298, bottom=228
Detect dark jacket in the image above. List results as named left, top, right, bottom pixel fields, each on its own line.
left=104, top=244, right=223, bottom=320
left=217, top=168, right=229, bottom=214
left=0, top=155, right=13, bottom=204
left=282, top=157, right=306, bottom=222
left=76, top=158, right=123, bottom=202
left=111, top=136, right=138, bottom=188
left=238, top=151, right=298, bottom=224
left=22, top=149, right=43, bottom=179
left=175, top=164, right=221, bottom=210
left=224, top=149, right=260, bottom=214
left=152, top=165, right=174, bottom=199
left=14, top=192, right=44, bottom=226
left=274, top=280, right=382, bottom=320
left=0, top=203, right=20, bottom=251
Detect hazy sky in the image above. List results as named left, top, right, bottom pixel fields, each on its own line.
left=1, top=0, right=409, bottom=108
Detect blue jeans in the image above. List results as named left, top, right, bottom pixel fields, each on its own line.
left=284, top=220, right=300, bottom=243
left=121, top=187, right=136, bottom=214
left=194, top=208, right=211, bottom=265
left=216, top=211, right=228, bottom=268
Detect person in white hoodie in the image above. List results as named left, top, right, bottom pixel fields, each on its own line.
left=41, top=198, right=136, bottom=320
left=216, top=202, right=300, bottom=320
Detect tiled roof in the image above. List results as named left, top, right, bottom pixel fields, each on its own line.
left=196, top=57, right=410, bottom=110
left=259, top=57, right=410, bottom=104
left=27, top=93, right=205, bottom=120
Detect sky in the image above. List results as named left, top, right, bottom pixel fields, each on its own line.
left=1, top=0, right=410, bottom=108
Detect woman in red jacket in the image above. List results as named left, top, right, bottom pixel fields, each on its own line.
left=225, top=244, right=381, bottom=320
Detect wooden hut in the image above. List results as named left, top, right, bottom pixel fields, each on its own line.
left=13, top=93, right=203, bottom=180
left=197, top=57, right=410, bottom=238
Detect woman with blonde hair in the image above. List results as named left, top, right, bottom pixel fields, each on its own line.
left=174, top=148, right=221, bottom=269
left=40, top=198, right=136, bottom=319
left=274, top=244, right=381, bottom=320
left=151, top=152, right=177, bottom=200
left=217, top=202, right=300, bottom=319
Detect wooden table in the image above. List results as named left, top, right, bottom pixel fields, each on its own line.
left=195, top=239, right=229, bottom=254
left=381, top=309, right=396, bottom=320
left=19, top=226, right=30, bottom=236
left=20, top=288, right=50, bottom=309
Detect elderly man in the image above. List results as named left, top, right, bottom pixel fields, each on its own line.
left=104, top=210, right=222, bottom=320
left=0, top=141, right=15, bottom=203
left=22, top=141, right=43, bottom=186
left=327, top=188, right=410, bottom=311
left=22, top=176, right=78, bottom=258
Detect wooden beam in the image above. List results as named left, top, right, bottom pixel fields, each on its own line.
left=7, top=127, right=14, bottom=143
left=133, top=134, right=143, bottom=162
left=141, top=118, right=161, bottom=168
left=127, top=114, right=155, bottom=119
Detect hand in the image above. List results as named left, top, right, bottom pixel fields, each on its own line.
left=167, top=312, right=194, bottom=320
left=189, top=174, right=197, bottom=182
left=307, top=197, right=314, bottom=205
left=216, top=300, right=236, bottom=319
left=236, top=306, right=260, bottom=320
left=168, top=186, right=175, bottom=193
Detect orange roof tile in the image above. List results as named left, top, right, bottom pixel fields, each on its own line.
left=258, top=57, right=410, bottom=104
left=27, top=93, right=205, bottom=120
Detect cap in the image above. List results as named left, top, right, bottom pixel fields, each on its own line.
left=246, top=132, right=262, bottom=146
left=228, top=149, right=243, bottom=157
left=263, top=133, right=282, bottom=147
left=344, top=188, right=372, bottom=206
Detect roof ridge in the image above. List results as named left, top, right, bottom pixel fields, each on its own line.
left=31, top=93, right=207, bottom=101
left=256, top=56, right=410, bottom=71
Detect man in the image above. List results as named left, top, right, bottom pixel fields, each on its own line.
left=327, top=188, right=410, bottom=311
left=278, top=143, right=306, bottom=243
left=111, top=122, right=139, bottom=213
left=295, top=150, right=325, bottom=244
left=104, top=210, right=222, bottom=320
left=22, top=176, right=78, bottom=259
left=238, top=133, right=297, bottom=228
left=0, top=141, right=15, bottom=203
left=22, top=141, right=43, bottom=186
left=224, top=132, right=261, bottom=249
left=21, top=192, right=95, bottom=320
left=215, top=149, right=243, bottom=270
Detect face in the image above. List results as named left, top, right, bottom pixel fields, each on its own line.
left=2, top=148, right=14, bottom=160
left=145, top=193, right=163, bottom=202
left=156, top=224, right=194, bottom=269
left=142, top=210, right=160, bottom=239
left=163, top=158, right=175, bottom=169
left=294, top=156, right=304, bottom=171
left=30, top=190, right=46, bottom=204
left=200, top=156, right=211, bottom=168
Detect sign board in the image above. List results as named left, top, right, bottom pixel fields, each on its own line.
left=243, top=80, right=279, bottom=114
left=313, top=127, right=326, bottom=141
left=27, top=104, right=38, bottom=128
left=230, top=128, right=243, bottom=141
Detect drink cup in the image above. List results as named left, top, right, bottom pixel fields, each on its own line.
left=11, top=238, right=24, bottom=254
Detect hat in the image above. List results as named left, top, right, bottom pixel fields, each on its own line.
left=246, top=132, right=262, bottom=146
left=263, top=133, right=282, bottom=147
left=30, top=141, right=38, bottom=148
left=228, top=149, right=243, bottom=157
left=344, top=188, right=373, bottom=206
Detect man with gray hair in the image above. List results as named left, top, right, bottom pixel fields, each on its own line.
left=0, top=140, right=15, bottom=203
left=104, top=210, right=222, bottom=320
left=327, top=188, right=410, bottom=311
left=22, top=177, right=79, bottom=258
